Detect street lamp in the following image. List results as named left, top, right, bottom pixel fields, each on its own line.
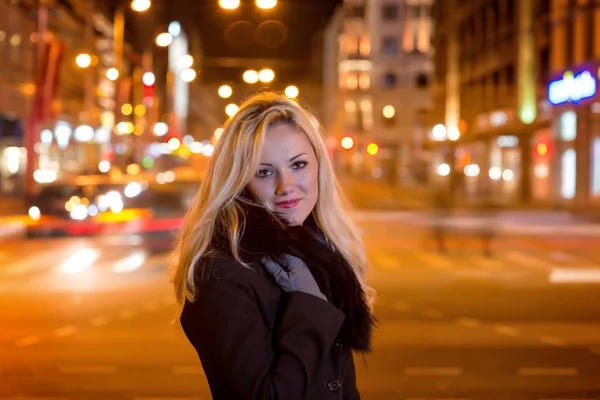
left=256, top=0, right=277, bottom=9
left=218, top=85, right=233, bottom=98
left=168, top=21, right=181, bottom=37
left=382, top=105, right=395, bottom=119
left=219, top=0, right=240, bottom=10
left=284, top=85, right=299, bottom=99
left=106, top=67, right=119, bottom=81
left=131, top=0, right=151, bottom=12
left=341, top=136, right=354, bottom=150
left=181, top=68, right=197, bottom=83
left=155, top=32, right=173, bottom=47
left=243, top=70, right=259, bottom=84
left=75, top=53, right=92, bottom=68
left=179, top=55, right=194, bottom=69
left=225, top=103, right=239, bottom=117
left=258, top=68, right=274, bottom=83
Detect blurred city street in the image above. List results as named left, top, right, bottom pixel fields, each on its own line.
left=2, top=179, right=600, bottom=399
left=1, top=0, right=600, bottom=398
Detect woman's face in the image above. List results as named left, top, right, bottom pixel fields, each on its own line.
left=246, top=123, right=319, bottom=226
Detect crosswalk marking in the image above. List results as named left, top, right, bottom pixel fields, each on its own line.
left=518, top=367, right=578, bottom=376
left=404, top=367, right=463, bottom=376
left=371, top=251, right=401, bottom=270
left=505, top=251, right=553, bottom=271
left=414, top=251, right=455, bottom=270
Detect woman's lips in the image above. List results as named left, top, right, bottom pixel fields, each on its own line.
left=274, top=198, right=302, bottom=209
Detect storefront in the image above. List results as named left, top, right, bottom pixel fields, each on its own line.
left=0, top=115, right=25, bottom=195
left=548, top=63, right=600, bottom=210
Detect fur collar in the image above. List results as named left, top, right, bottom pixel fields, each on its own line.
left=212, top=202, right=374, bottom=352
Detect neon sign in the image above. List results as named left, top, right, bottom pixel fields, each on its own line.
left=548, top=70, right=596, bottom=105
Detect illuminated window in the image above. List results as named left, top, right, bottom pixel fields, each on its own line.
left=360, top=99, right=373, bottom=131
left=561, top=149, right=576, bottom=199
left=359, top=72, right=370, bottom=89
left=560, top=110, right=577, bottom=141
left=359, top=35, right=370, bottom=56
left=346, top=34, right=358, bottom=55
left=346, top=75, right=358, bottom=90
left=593, top=138, right=600, bottom=196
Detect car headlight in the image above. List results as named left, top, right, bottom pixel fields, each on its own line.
left=124, top=182, right=143, bottom=198
left=28, top=206, right=41, bottom=220
left=70, top=204, right=88, bottom=220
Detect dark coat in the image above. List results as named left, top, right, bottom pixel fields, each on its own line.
left=180, top=203, right=374, bottom=400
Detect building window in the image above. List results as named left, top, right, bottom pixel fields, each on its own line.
left=381, top=37, right=398, bottom=55
left=403, top=4, right=432, bottom=53
left=346, top=5, right=365, bottom=19
left=342, top=34, right=358, bottom=55
left=381, top=4, right=399, bottom=21
left=359, top=72, right=370, bottom=89
left=415, top=72, right=429, bottom=88
left=346, top=74, right=358, bottom=90
left=383, top=72, right=397, bottom=88
left=359, top=35, right=370, bottom=56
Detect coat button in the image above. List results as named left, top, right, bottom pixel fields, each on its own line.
left=327, top=379, right=341, bottom=392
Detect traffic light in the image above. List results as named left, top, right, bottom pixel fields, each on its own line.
left=534, top=140, right=551, bottom=157
left=142, top=72, right=155, bottom=107
left=366, top=143, right=379, bottom=156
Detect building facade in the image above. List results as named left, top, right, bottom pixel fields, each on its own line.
left=430, top=0, right=600, bottom=210
left=323, top=0, right=434, bottom=183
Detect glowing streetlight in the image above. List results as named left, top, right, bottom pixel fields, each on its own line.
left=179, top=55, right=194, bottom=69
left=106, top=68, right=119, bottom=81
left=341, top=136, right=354, bottom=150
left=181, top=68, right=197, bottom=82
left=214, top=127, right=224, bottom=140
left=219, top=0, right=240, bottom=9
left=258, top=68, right=275, bottom=83
left=382, top=105, right=395, bottom=119
left=256, top=0, right=277, bottom=9
left=243, top=70, right=259, bottom=84
left=121, top=103, right=133, bottom=116
left=130, top=0, right=151, bottom=12
left=75, top=53, right=91, bottom=68
left=225, top=103, right=239, bottom=117
left=167, top=137, right=181, bottom=151
left=431, top=123, right=447, bottom=141
left=168, top=21, right=181, bottom=37
left=142, top=72, right=155, bottom=86
left=218, top=85, right=233, bottom=98
left=284, top=85, right=299, bottom=99
left=155, top=32, right=173, bottom=47
left=116, top=122, right=130, bottom=135
left=447, top=127, right=461, bottom=141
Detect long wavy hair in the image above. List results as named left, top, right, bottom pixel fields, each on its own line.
left=173, top=92, right=368, bottom=305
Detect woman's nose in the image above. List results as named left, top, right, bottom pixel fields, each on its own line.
left=275, top=171, right=293, bottom=196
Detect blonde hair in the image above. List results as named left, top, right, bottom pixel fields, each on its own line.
left=173, top=92, right=368, bottom=305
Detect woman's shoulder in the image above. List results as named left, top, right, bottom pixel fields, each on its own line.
left=195, top=250, right=261, bottom=285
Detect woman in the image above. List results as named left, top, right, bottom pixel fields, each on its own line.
left=173, top=92, right=374, bottom=400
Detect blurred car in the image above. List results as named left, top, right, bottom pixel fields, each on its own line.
left=26, top=182, right=151, bottom=237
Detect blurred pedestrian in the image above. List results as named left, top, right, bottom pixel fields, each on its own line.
left=430, top=184, right=452, bottom=253
left=172, top=92, right=375, bottom=400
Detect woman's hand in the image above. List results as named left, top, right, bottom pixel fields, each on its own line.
left=262, top=255, right=327, bottom=301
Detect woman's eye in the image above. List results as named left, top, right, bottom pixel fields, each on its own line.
left=292, top=161, right=307, bottom=169
left=257, top=169, right=272, bottom=178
